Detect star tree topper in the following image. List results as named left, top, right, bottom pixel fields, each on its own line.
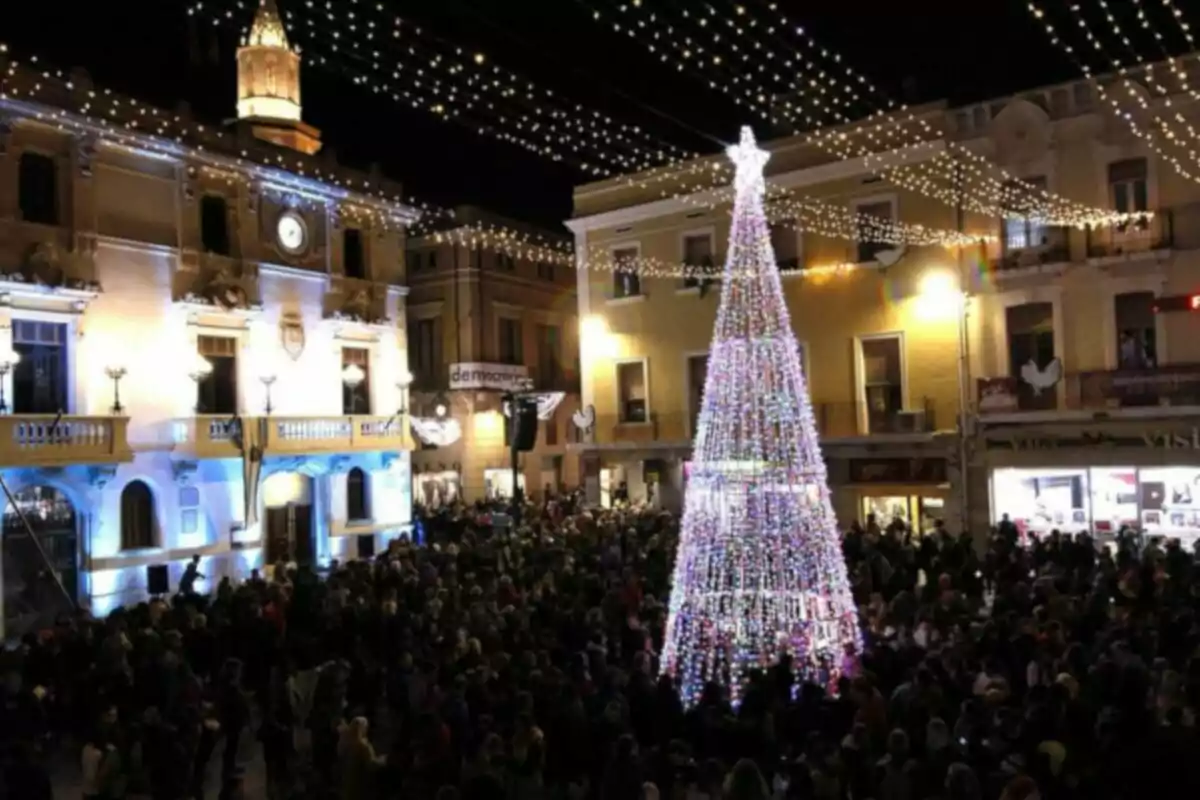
left=727, top=126, right=770, bottom=197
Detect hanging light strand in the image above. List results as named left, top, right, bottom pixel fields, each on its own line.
left=597, top=0, right=1146, bottom=227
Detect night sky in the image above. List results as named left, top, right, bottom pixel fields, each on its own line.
left=3, top=1, right=1104, bottom=227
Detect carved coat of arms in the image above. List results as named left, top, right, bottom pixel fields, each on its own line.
left=280, top=313, right=305, bottom=361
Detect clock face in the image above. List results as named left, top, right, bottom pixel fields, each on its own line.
left=276, top=212, right=307, bottom=254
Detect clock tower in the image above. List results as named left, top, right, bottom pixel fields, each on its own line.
left=236, top=0, right=322, bottom=155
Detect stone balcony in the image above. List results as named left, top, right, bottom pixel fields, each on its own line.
left=171, top=414, right=412, bottom=460
left=0, top=415, right=133, bottom=468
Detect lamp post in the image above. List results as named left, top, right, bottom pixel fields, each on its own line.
left=0, top=350, right=20, bottom=414
left=396, top=369, right=413, bottom=415
left=342, top=363, right=366, bottom=414
left=189, top=356, right=213, bottom=414
left=260, top=373, right=277, bottom=415
left=105, top=365, right=127, bottom=414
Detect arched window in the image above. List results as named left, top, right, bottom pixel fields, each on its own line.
left=347, top=468, right=369, bottom=522
left=120, top=480, right=156, bottom=550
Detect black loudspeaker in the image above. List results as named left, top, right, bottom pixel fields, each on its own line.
left=147, top=564, right=170, bottom=596
left=504, top=398, right=540, bottom=452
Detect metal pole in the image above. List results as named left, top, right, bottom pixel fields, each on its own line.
left=954, top=155, right=972, bottom=537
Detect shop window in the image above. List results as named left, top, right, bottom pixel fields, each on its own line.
left=681, top=232, right=714, bottom=289
left=18, top=152, right=58, bottom=226
left=12, top=320, right=68, bottom=414
left=612, top=247, right=641, bottom=299
left=120, top=480, right=156, bottom=551
left=687, top=353, right=709, bottom=436
left=346, top=467, right=370, bottom=521
left=1002, top=177, right=1047, bottom=250
left=200, top=195, right=231, bottom=256
left=196, top=335, right=238, bottom=414
left=859, top=336, right=903, bottom=433
left=617, top=361, right=647, bottom=423
left=342, top=347, right=371, bottom=414
left=1005, top=303, right=1057, bottom=411
left=854, top=199, right=894, bottom=263
left=1115, top=291, right=1156, bottom=369
left=498, top=317, right=523, bottom=365
left=343, top=228, right=366, bottom=280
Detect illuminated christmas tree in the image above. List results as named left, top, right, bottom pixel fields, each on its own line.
left=660, top=127, right=863, bottom=707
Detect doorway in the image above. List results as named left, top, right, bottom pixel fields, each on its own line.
left=261, top=472, right=316, bottom=566
left=356, top=534, right=375, bottom=560
left=2, top=485, right=78, bottom=638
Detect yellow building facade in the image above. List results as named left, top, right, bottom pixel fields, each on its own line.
left=569, top=66, right=1200, bottom=545
left=406, top=208, right=581, bottom=504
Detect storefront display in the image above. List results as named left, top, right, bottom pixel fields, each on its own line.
left=991, top=465, right=1200, bottom=547
left=859, top=495, right=945, bottom=535
left=483, top=469, right=526, bottom=501
left=414, top=471, right=461, bottom=508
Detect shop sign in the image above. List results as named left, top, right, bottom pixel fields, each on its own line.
left=848, top=457, right=948, bottom=484
left=989, top=427, right=1200, bottom=450
left=978, top=377, right=1020, bottom=412
left=1078, top=363, right=1200, bottom=408
left=448, top=362, right=530, bottom=392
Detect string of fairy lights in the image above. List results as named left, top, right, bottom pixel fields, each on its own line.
left=188, top=0, right=991, bottom=254
left=1026, top=1, right=1200, bottom=186
left=1027, top=3, right=1200, bottom=184
left=596, top=0, right=1150, bottom=229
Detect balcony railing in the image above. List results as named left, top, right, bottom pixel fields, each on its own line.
left=1085, top=209, right=1174, bottom=258
left=0, top=415, right=133, bottom=468
left=172, top=414, right=411, bottom=459
left=570, top=398, right=946, bottom=447
left=979, top=364, right=1200, bottom=414
left=990, top=226, right=1072, bottom=273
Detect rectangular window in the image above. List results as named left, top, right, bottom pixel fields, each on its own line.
left=344, top=228, right=366, bottom=280
left=199, top=195, right=231, bottom=256
left=1002, top=177, right=1047, bottom=250
left=497, top=253, right=516, bottom=271
left=544, top=410, right=559, bottom=446
left=408, top=318, right=438, bottom=385
left=536, top=324, right=561, bottom=385
left=18, top=152, right=58, bottom=226
left=681, top=232, right=714, bottom=289
left=1006, top=303, right=1057, bottom=411
left=770, top=221, right=801, bottom=272
left=12, top=320, right=68, bottom=414
left=1109, top=158, right=1149, bottom=230
left=617, top=361, right=647, bottom=423
left=687, top=353, right=709, bottom=436
left=498, top=317, right=523, bottom=365
left=196, top=335, right=238, bottom=415
left=612, top=247, right=641, bottom=299
left=342, top=347, right=371, bottom=414
left=1115, top=291, right=1157, bottom=369
left=855, top=200, right=894, bottom=264
left=860, top=336, right=903, bottom=434
left=537, top=261, right=555, bottom=281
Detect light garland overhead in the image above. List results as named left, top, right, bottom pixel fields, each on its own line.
left=189, top=3, right=986, bottom=263
left=594, top=1, right=1150, bottom=229
left=1027, top=2, right=1200, bottom=186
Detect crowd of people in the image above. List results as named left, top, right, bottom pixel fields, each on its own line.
left=1, top=493, right=1199, bottom=799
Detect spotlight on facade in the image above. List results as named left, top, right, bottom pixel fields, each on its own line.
left=435, top=403, right=447, bottom=419
left=916, top=270, right=966, bottom=322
